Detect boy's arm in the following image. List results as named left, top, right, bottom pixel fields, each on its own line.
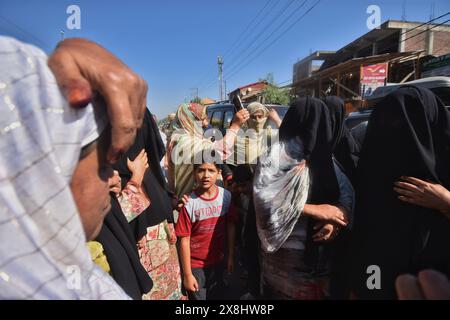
left=227, top=221, right=236, bottom=274
left=179, top=236, right=198, bottom=292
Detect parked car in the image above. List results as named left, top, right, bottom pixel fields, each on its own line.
left=366, top=76, right=450, bottom=108
left=206, top=101, right=289, bottom=135
left=345, top=109, right=372, bottom=130
left=345, top=76, right=450, bottom=130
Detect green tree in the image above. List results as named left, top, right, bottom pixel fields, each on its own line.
left=259, top=73, right=292, bottom=105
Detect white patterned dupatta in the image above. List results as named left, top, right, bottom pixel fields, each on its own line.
left=253, top=137, right=310, bottom=253
left=0, top=36, right=129, bottom=299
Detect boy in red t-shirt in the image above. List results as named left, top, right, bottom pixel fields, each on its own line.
left=175, top=161, right=238, bottom=300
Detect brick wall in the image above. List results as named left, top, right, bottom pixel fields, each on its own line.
left=432, top=31, right=450, bottom=55
left=404, top=30, right=450, bottom=56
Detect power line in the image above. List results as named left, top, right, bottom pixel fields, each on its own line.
left=225, top=0, right=308, bottom=79
left=0, top=15, right=53, bottom=51
left=202, top=0, right=307, bottom=92
left=277, top=79, right=292, bottom=85
left=195, top=0, right=274, bottom=89
left=222, top=0, right=274, bottom=59
left=226, top=0, right=321, bottom=82
left=199, top=0, right=283, bottom=92
left=224, top=0, right=299, bottom=73
left=365, top=12, right=449, bottom=53
left=405, top=20, right=445, bottom=50
left=401, top=18, right=450, bottom=43
left=400, top=11, right=449, bottom=36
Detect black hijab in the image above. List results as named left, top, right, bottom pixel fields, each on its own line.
left=280, top=96, right=340, bottom=204
left=95, top=199, right=153, bottom=300
left=322, top=96, right=360, bottom=182
left=113, top=109, right=174, bottom=241
left=279, top=97, right=341, bottom=267
left=350, top=86, right=450, bottom=299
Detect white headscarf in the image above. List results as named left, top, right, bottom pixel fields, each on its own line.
left=253, top=138, right=310, bottom=253
left=0, top=36, right=129, bottom=299
left=247, top=102, right=268, bottom=132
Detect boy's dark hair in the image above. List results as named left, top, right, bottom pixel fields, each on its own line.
left=193, top=161, right=220, bottom=171
left=233, top=164, right=253, bottom=183
left=193, top=148, right=220, bottom=171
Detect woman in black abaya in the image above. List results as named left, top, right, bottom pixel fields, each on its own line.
left=350, top=86, right=450, bottom=299
left=255, top=97, right=354, bottom=299
left=95, top=199, right=153, bottom=300
left=96, top=109, right=185, bottom=300
left=322, top=96, right=360, bottom=183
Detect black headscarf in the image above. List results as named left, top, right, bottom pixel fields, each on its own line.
left=279, top=97, right=341, bottom=267
left=280, top=97, right=340, bottom=203
left=322, top=96, right=360, bottom=182
left=113, top=108, right=174, bottom=242
left=93, top=110, right=169, bottom=299
left=95, top=199, right=153, bottom=300
left=350, top=86, right=450, bottom=299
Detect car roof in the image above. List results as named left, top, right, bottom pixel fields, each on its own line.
left=206, top=102, right=289, bottom=111
left=368, top=76, right=450, bottom=100
left=347, top=110, right=372, bottom=118
left=206, top=103, right=234, bottom=110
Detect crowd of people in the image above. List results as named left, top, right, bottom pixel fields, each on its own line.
left=1, top=36, right=449, bottom=300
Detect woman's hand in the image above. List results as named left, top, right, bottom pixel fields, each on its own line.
left=396, top=269, right=450, bottom=300
left=127, top=149, right=149, bottom=174
left=394, top=176, right=450, bottom=218
left=48, top=38, right=147, bottom=163
left=312, top=222, right=340, bottom=242
left=183, top=273, right=199, bottom=292
left=268, top=108, right=282, bottom=128
left=126, top=149, right=148, bottom=186
left=230, top=109, right=250, bottom=129
left=303, top=204, right=349, bottom=227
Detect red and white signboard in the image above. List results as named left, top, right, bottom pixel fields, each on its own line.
left=360, top=63, right=388, bottom=97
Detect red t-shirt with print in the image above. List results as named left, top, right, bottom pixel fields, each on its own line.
left=175, top=186, right=238, bottom=268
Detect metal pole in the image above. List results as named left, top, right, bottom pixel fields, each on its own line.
left=224, top=80, right=227, bottom=100
left=218, top=56, right=223, bottom=101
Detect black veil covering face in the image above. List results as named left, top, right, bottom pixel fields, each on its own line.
left=279, top=97, right=341, bottom=267
left=350, top=86, right=450, bottom=299
left=322, top=96, right=360, bottom=183
left=95, top=109, right=172, bottom=299
left=113, top=109, right=174, bottom=241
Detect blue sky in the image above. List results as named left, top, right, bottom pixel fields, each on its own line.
left=1, top=0, right=449, bottom=118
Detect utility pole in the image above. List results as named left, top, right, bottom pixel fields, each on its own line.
left=224, top=80, right=227, bottom=100
left=426, top=2, right=435, bottom=55
left=218, top=56, right=223, bottom=101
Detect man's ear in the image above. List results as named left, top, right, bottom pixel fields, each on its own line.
left=218, top=169, right=222, bottom=175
